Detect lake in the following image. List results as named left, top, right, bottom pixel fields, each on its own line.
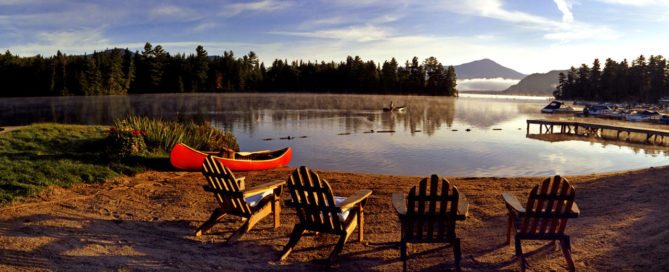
left=1, top=93, right=668, bottom=177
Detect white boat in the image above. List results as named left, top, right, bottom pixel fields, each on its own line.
left=541, top=101, right=575, bottom=114
left=583, top=105, right=613, bottom=116
left=625, top=110, right=661, bottom=122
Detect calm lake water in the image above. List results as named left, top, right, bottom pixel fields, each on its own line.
left=1, top=93, right=668, bottom=177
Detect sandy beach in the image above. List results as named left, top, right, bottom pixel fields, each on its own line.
left=1, top=166, right=668, bottom=271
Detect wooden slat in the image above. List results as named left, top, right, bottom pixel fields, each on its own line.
left=520, top=186, right=538, bottom=234
left=528, top=178, right=550, bottom=234
left=538, top=176, right=562, bottom=234
left=436, top=178, right=449, bottom=240
left=448, top=186, right=459, bottom=240
left=406, top=186, right=416, bottom=240
left=415, top=178, right=427, bottom=240
left=426, top=175, right=439, bottom=239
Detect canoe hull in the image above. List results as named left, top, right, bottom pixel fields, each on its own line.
left=169, top=143, right=292, bottom=171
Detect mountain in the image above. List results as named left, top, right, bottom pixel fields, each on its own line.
left=453, top=58, right=526, bottom=80
left=502, top=70, right=566, bottom=96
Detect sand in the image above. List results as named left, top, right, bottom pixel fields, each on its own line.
left=1, top=166, right=668, bottom=271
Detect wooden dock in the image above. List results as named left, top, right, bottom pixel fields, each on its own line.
left=526, top=119, right=669, bottom=145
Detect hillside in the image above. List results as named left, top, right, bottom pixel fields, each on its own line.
left=502, top=70, right=565, bottom=96
left=453, top=58, right=526, bottom=80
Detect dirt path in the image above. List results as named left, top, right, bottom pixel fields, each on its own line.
left=1, top=166, right=668, bottom=271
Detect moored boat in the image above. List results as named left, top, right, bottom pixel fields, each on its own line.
left=583, top=105, right=613, bottom=116
left=541, top=101, right=575, bottom=113
left=625, top=110, right=661, bottom=122
left=170, top=143, right=292, bottom=171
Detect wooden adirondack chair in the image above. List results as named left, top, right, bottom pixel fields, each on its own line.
left=502, top=175, right=580, bottom=272
left=195, top=155, right=284, bottom=244
left=392, top=175, right=469, bottom=272
left=279, top=166, right=372, bottom=264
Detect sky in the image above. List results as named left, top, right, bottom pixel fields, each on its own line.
left=1, top=0, right=669, bottom=74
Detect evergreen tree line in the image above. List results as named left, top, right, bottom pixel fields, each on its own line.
left=555, top=55, right=669, bottom=102
left=0, top=43, right=457, bottom=97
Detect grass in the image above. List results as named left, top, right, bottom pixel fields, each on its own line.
left=0, top=123, right=168, bottom=203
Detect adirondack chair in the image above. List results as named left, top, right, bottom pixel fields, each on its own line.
left=392, top=175, right=469, bottom=272
left=502, top=175, right=580, bottom=272
left=195, top=155, right=284, bottom=244
left=279, top=166, right=372, bottom=264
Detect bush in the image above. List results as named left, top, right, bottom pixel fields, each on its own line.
left=112, top=116, right=239, bottom=153
left=106, top=127, right=147, bottom=159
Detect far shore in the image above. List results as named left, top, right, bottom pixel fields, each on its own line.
left=1, top=165, right=668, bottom=271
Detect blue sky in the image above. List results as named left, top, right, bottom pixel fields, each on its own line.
left=1, top=0, right=668, bottom=74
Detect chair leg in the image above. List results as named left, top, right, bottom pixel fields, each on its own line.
left=560, top=237, right=575, bottom=272
left=272, top=197, right=281, bottom=228
left=226, top=218, right=250, bottom=244
left=506, top=213, right=513, bottom=244
left=453, top=238, right=462, bottom=272
left=400, top=241, right=408, bottom=272
left=358, top=205, right=365, bottom=242
left=515, top=237, right=527, bottom=272
left=279, top=224, right=305, bottom=261
left=194, top=208, right=226, bottom=237
left=328, top=232, right=351, bottom=265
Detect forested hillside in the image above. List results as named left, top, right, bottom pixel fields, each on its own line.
left=554, top=55, right=668, bottom=102
left=0, top=43, right=457, bottom=97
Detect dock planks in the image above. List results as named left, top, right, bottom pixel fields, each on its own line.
left=526, top=119, right=669, bottom=145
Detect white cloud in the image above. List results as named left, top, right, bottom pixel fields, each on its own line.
left=149, top=5, right=200, bottom=21
left=553, top=0, right=574, bottom=23
left=222, top=0, right=293, bottom=16
left=440, top=0, right=562, bottom=30
left=598, top=0, right=668, bottom=6
left=271, top=25, right=392, bottom=42
left=8, top=29, right=114, bottom=56
left=544, top=24, right=621, bottom=40
left=436, top=0, right=621, bottom=43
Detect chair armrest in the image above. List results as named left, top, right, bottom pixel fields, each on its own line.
left=337, top=189, right=372, bottom=210
left=237, top=177, right=246, bottom=190
left=392, top=192, right=407, bottom=215
left=457, top=194, right=470, bottom=218
left=243, top=180, right=285, bottom=197
left=570, top=202, right=580, bottom=217
left=502, top=192, right=525, bottom=214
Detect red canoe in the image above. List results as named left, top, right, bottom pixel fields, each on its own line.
left=170, top=143, right=292, bottom=171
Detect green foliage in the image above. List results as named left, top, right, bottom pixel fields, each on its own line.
left=0, top=124, right=163, bottom=203
left=113, top=116, right=239, bottom=153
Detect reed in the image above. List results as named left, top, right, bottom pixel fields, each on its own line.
left=113, top=116, right=239, bottom=153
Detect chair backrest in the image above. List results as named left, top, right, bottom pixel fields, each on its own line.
left=519, top=175, right=575, bottom=237
left=202, top=155, right=252, bottom=216
left=405, top=175, right=460, bottom=242
left=286, top=166, right=344, bottom=233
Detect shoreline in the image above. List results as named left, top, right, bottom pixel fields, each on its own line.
left=1, top=165, right=668, bottom=271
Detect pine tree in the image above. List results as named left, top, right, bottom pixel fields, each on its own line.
left=193, top=45, right=209, bottom=91
left=106, top=49, right=126, bottom=95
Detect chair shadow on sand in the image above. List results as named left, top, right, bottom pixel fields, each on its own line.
left=1, top=167, right=668, bottom=271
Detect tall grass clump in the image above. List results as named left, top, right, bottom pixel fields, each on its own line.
left=113, top=116, right=239, bottom=153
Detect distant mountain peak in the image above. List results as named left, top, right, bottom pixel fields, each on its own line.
left=453, top=59, right=526, bottom=80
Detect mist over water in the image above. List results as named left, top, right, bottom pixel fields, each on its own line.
left=1, top=93, right=667, bottom=176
